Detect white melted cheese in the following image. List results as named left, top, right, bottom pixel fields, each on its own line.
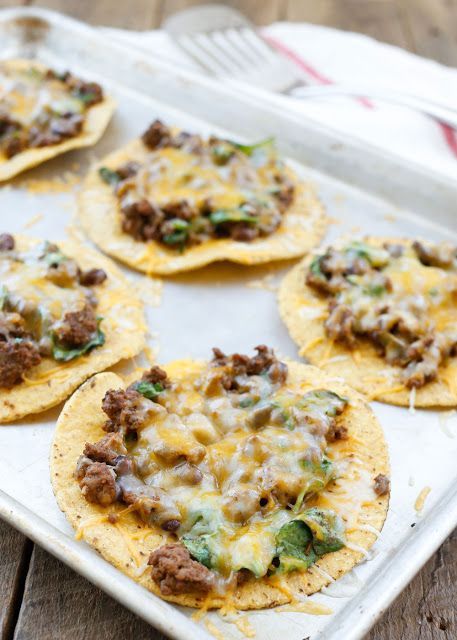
left=0, top=249, right=87, bottom=321
left=0, top=64, right=84, bottom=129
left=129, top=369, right=374, bottom=577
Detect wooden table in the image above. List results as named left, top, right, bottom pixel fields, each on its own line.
left=1, top=1, right=456, bottom=639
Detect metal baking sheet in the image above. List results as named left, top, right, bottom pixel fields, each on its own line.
left=1, top=8, right=457, bottom=640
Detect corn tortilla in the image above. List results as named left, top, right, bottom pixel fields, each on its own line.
left=0, top=59, right=115, bottom=182
left=279, top=237, right=457, bottom=407
left=78, top=138, right=327, bottom=275
left=0, top=235, right=147, bottom=423
left=51, top=360, right=389, bottom=610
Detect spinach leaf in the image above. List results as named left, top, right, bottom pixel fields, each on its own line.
left=275, top=520, right=316, bottom=573
left=41, top=241, right=67, bottom=267
left=299, top=389, right=348, bottom=418
left=25, top=67, right=44, bottom=82
left=131, top=380, right=164, bottom=400
left=294, top=457, right=336, bottom=512
left=162, top=219, right=190, bottom=247
left=345, top=241, right=389, bottom=268
left=210, top=208, right=258, bottom=226
left=308, top=254, right=328, bottom=284
left=52, top=319, right=105, bottom=362
left=74, top=90, right=97, bottom=105
left=182, top=535, right=212, bottom=568
left=239, top=396, right=256, bottom=408
left=232, top=137, right=275, bottom=157
left=99, top=166, right=121, bottom=186
left=0, top=285, right=8, bottom=310
left=299, top=508, right=345, bottom=555
left=365, top=283, right=386, bottom=297
left=210, top=141, right=235, bottom=165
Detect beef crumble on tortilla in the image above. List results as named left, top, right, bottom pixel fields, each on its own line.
left=279, top=237, right=457, bottom=406
left=0, top=59, right=115, bottom=181
left=51, top=346, right=389, bottom=610
left=78, top=119, right=326, bottom=274
left=0, top=234, right=146, bottom=422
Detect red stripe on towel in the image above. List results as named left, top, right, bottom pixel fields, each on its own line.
left=264, top=34, right=373, bottom=109
left=265, top=32, right=457, bottom=159
left=439, top=122, right=457, bottom=158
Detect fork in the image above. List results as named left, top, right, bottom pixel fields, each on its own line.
left=163, top=4, right=457, bottom=130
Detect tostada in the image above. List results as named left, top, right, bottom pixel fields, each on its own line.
left=0, top=233, right=145, bottom=422
left=51, top=346, right=389, bottom=609
left=78, top=120, right=326, bottom=274
left=0, top=59, right=115, bottom=181
left=279, top=237, right=457, bottom=406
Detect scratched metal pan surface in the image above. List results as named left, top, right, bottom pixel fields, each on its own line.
left=1, top=7, right=457, bottom=640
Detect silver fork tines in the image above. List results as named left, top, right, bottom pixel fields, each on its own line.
left=165, top=6, right=302, bottom=92
left=163, top=3, right=457, bottom=127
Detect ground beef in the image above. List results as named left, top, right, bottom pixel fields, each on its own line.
left=412, top=241, right=457, bottom=269
left=228, top=223, right=259, bottom=242
left=172, top=131, right=203, bottom=153
left=0, top=116, right=25, bottom=158
left=138, top=365, right=171, bottom=388
left=3, top=133, right=26, bottom=158
left=161, top=519, right=181, bottom=532
left=0, top=114, right=19, bottom=136
left=0, top=233, right=14, bottom=251
left=116, top=161, right=141, bottom=180
left=211, top=345, right=288, bottom=390
left=326, top=423, right=349, bottom=442
left=306, top=248, right=371, bottom=295
left=0, top=340, right=41, bottom=388
left=83, top=432, right=127, bottom=465
left=149, top=543, right=215, bottom=596
left=72, top=80, right=103, bottom=106
left=383, top=243, right=404, bottom=258
left=142, top=119, right=173, bottom=150
left=325, top=302, right=356, bottom=346
left=47, top=71, right=103, bottom=106
left=402, top=336, right=442, bottom=388
left=121, top=199, right=164, bottom=241
left=78, top=461, right=118, bottom=506
left=162, top=199, right=198, bottom=221
left=78, top=268, right=107, bottom=286
left=373, top=473, right=390, bottom=496
left=54, top=305, right=97, bottom=347
left=0, top=312, right=26, bottom=341
left=28, top=113, right=83, bottom=148
left=102, top=387, right=145, bottom=434
left=273, top=174, right=295, bottom=211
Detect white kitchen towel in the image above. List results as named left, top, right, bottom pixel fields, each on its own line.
left=103, top=22, right=457, bottom=180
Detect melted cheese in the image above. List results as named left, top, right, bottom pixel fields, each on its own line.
left=0, top=63, right=86, bottom=133
left=128, top=369, right=359, bottom=580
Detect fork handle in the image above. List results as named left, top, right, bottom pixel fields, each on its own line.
left=290, top=85, right=457, bottom=130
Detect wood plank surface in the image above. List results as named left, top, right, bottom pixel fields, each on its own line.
left=12, top=545, right=164, bottom=640
left=1, top=1, right=456, bottom=640
left=0, top=520, right=32, bottom=640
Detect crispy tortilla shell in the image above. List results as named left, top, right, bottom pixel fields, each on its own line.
left=78, top=139, right=327, bottom=275
left=51, top=360, right=389, bottom=610
left=0, top=236, right=147, bottom=423
left=0, top=60, right=115, bottom=182
left=279, top=239, right=457, bottom=407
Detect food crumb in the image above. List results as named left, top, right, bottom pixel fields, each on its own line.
left=384, top=213, right=398, bottom=222
left=246, top=273, right=278, bottom=292
left=22, top=212, right=43, bottom=229
left=414, top=486, right=431, bottom=514
left=18, top=172, right=81, bottom=193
